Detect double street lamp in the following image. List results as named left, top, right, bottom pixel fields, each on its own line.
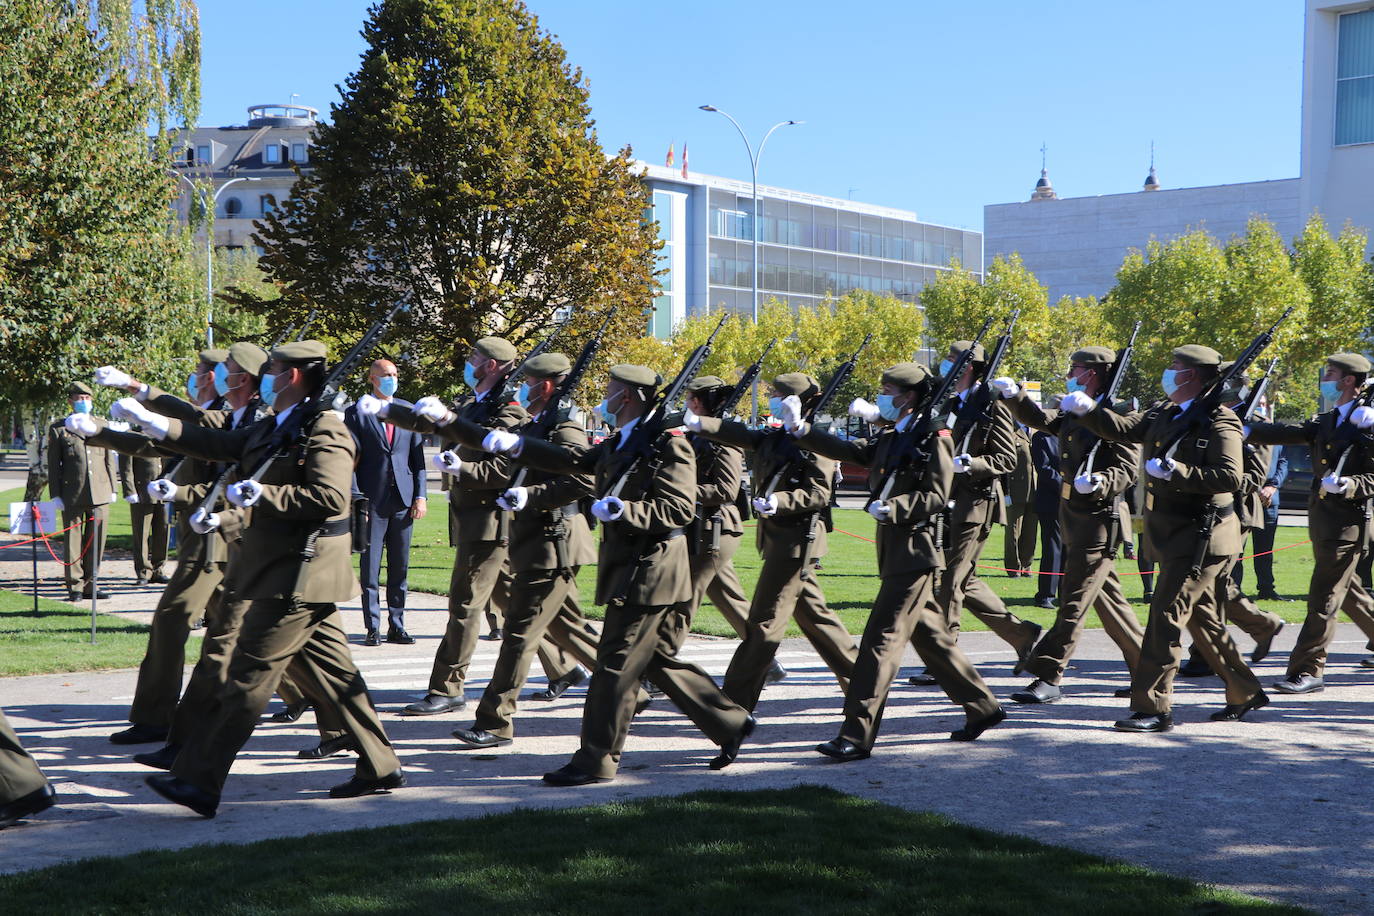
left=175, top=170, right=261, bottom=347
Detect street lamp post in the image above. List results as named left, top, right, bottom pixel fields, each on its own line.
left=175, top=171, right=260, bottom=347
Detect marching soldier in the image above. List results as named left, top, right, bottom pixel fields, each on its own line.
left=1247, top=352, right=1374, bottom=694
left=485, top=364, right=756, bottom=785
left=992, top=347, right=1144, bottom=703
left=785, top=362, right=1006, bottom=759
left=119, top=451, right=170, bottom=584
left=109, top=341, right=403, bottom=816
left=0, top=710, right=55, bottom=829
left=686, top=372, right=858, bottom=713
left=1063, top=344, right=1267, bottom=730
left=48, top=381, right=119, bottom=600
left=1003, top=422, right=1037, bottom=581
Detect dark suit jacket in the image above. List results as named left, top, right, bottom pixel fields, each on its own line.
left=1030, top=431, right=1061, bottom=518
left=1265, top=447, right=1288, bottom=515
left=345, top=398, right=427, bottom=508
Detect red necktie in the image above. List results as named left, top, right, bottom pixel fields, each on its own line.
left=385, top=422, right=394, bottom=446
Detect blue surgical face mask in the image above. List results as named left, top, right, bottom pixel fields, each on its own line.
left=72, top=399, right=92, bottom=415
left=463, top=362, right=480, bottom=391
left=1320, top=379, right=1340, bottom=401
left=516, top=382, right=532, bottom=409
left=259, top=371, right=280, bottom=407
left=598, top=396, right=620, bottom=428
left=877, top=393, right=901, bottom=421
left=213, top=363, right=231, bottom=396
left=1065, top=374, right=1086, bottom=394
left=377, top=375, right=398, bottom=398
left=938, top=359, right=954, bottom=378
left=767, top=396, right=784, bottom=417
left=187, top=372, right=201, bottom=399
left=1161, top=368, right=1182, bottom=397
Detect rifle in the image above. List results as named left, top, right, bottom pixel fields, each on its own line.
left=715, top=339, right=776, bottom=419
left=468, top=325, right=564, bottom=427
left=1323, top=374, right=1374, bottom=500
left=1080, top=320, right=1141, bottom=477
left=1236, top=357, right=1278, bottom=423
left=953, top=310, right=1019, bottom=456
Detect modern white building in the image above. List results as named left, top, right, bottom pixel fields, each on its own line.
left=985, top=0, right=1374, bottom=304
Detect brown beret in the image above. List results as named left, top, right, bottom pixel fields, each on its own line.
left=1327, top=352, right=1372, bottom=375
left=609, top=363, right=661, bottom=390
left=1172, top=345, right=1221, bottom=368
left=198, top=348, right=229, bottom=366
left=949, top=340, right=986, bottom=363
left=67, top=381, right=93, bottom=397
left=272, top=340, right=328, bottom=363
left=772, top=372, right=819, bottom=398
left=524, top=352, right=571, bottom=378
left=1070, top=346, right=1116, bottom=366
left=228, top=342, right=269, bottom=377
left=686, top=375, right=729, bottom=393
left=473, top=336, right=517, bottom=362
left=881, top=362, right=930, bottom=389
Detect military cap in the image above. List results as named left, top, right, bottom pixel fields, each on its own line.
left=949, top=340, right=986, bottom=362
left=473, top=336, right=517, bottom=362
left=1070, top=346, right=1116, bottom=366
left=1217, top=360, right=1247, bottom=380
left=773, top=372, right=820, bottom=398
left=524, top=352, right=571, bottom=378
left=881, top=362, right=930, bottom=389
left=199, top=347, right=229, bottom=366
left=67, top=380, right=93, bottom=397
left=272, top=340, right=328, bottom=364
left=228, top=342, right=269, bottom=377
left=1326, top=352, right=1372, bottom=375
left=1172, top=345, right=1221, bottom=368
left=609, top=363, right=661, bottom=390
left=686, top=375, right=729, bottom=393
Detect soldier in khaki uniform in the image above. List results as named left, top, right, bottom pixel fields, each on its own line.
left=112, top=341, right=402, bottom=817
left=785, top=362, right=1006, bottom=759
left=47, top=381, right=119, bottom=600
left=1064, top=344, right=1266, bottom=731
left=992, top=347, right=1144, bottom=704
left=1003, top=423, right=1037, bottom=579
left=0, top=710, right=56, bottom=829
left=688, top=372, right=858, bottom=713
left=486, top=364, right=755, bottom=785
left=1248, top=352, right=1374, bottom=693
left=118, top=452, right=169, bottom=584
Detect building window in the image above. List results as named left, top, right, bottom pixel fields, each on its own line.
left=290, top=142, right=308, bottom=163
left=224, top=197, right=242, bottom=217
left=1337, top=9, right=1374, bottom=145
left=263, top=143, right=282, bottom=164
left=260, top=194, right=277, bottom=216
left=195, top=144, right=211, bottom=165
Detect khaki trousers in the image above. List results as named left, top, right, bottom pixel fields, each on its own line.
left=571, top=602, right=750, bottom=779
left=127, top=553, right=225, bottom=728
left=172, top=600, right=399, bottom=795
left=60, top=506, right=107, bottom=594
left=1131, top=556, right=1262, bottom=715
left=1287, top=539, right=1374, bottom=678
left=1004, top=501, right=1037, bottom=572
left=937, top=512, right=1039, bottom=652
left=840, top=570, right=1000, bottom=750
left=723, top=555, right=857, bottom=712
left=1219, top=574, right=1283, bottom=642
left=1024, top=545, right=1143, bottom=685
left=687, top=530, right=751, bottom=638
left=427, top=539, right=509, bottom=697
left=0, top=711, right=48, bottom=805
left=130, top=503, right=169, bottom=578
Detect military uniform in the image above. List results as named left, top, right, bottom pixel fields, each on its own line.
left=0, top=710, right=54, bottom=828
left=694, top=372, right=858, bottom=713
left=1214, top=432, right=1285, bottom=648
left=119, top=453, right=169, bottom=581
left=47, top=382, right=118, bottom=598
left=1002, top=424, right=1037, bottom=576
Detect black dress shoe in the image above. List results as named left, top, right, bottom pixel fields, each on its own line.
left=1114, top=712, right=1173, bottom=733
left=133, top=744, right=181, bottom=771
left=815, top=737, right=870, bottom=762
left=1178, top=656, right=1215, bottom=678
left=764, top=659, right=788, bottom=685
left=950, top=707, right=1007, bottom=741
left=481, top=626, right=503, bottom=641
left=1033, top=596, right=1056, bottom=609
left=401, top=693, right=466, bottom=716
left=81, top=589, right=111, bottom=600
left=1113, top=687, right=1133, bottom=698
left=110, top=723, right=169, bottom=745
left=145, top=774, right=218, bottom=818
left=363, top=630, right=382, bottom=647
left=269, top=701, right=311, bottom=723
left=453, top=727, right=513, bottom=749
left=134, top=575, right=149, bottom=586
left=1012, top=623, right=1042, bottom=674
left=528, top=665, right=588, bottom=701
left=329, top=768, right=406, bottom=798
left=66, top=592, right=81, bottom=602
left=709, top=715, right=757, bottom=770
left=1251, top=622, right=1283, bottom=665
left=0, top=783, right=56, bottom=829
left=298, top=736, right=358, bottom=759
left=1255, top=590, right=1291, bottom=601
left=1010, top=679, right=1061, bottom=704
left=386, top=628, right=416, bottom=645
left=1210, top=691, right=1270, bottom=722
left=543, top=763, right=611, bottom=787
left=1141, top=591, right=1154, bottom=604
left=149, top=571, right=170, bottom=584
left=907, top=670, right=938, bottom=686
left=1273, top=673, right=1324, bottom=694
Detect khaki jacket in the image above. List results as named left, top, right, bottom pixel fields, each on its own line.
left=506, top=412, right=596, bottom=572
left=1249, top=408, right=1374, bottom=543
left=690, top=435, right=745, bottom=538
left=48, top=419, right=117, bottom=509
left=943, top=392, right=1016, bottom=527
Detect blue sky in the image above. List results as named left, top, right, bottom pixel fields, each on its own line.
left=199, top=0, right=1302, bottom=230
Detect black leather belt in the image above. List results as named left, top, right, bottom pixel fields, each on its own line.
left=254, top=517, right=351, bottom=537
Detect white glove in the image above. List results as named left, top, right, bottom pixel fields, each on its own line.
left=848, top=398, right=881, bottom=423
left=125, top=493, right=139, bottom=505
left=591, top=496, right=624, bottom=521
left=1352, top=405, right=1374, bottom=430
left=682, top=410, right=703, bottom=432
left=952, top=454, right=973, bottom=474
left=497, top=486, right=528, bottom=511
left=776, top=394, right=803, bottom=432
left=226, top=478, right=263, bottom=508
left=355, top=393, right=388, bottom=418
left=482, top=429, right=520, bottom=454
left=414, top=395, right=452, bottom=423
left=432, top=450, right=462, bottom=475
left=991, top=377, right=1019, bottom=399
left=866, top=500, right=891, bottom=521
left=752, top=494, right=778, bottom=517
left=107, top=420, right=129, bottom=432
left=1073, top=472, right=1102, bottom=495
left=189, top=507, right=221, bottom=534
left=147, top=478, right=177, bottom=502
left=64, top=413, right=98, bottom=438
left=111, top=397, right=169, bottom=438
left=1145, top=457, right=1175, bottom=480
left=1060, top=391, right=1095, bottom=416
left=1321, top=473, right=1352, bottom=495
left=93, top=366, right=133, bottom=388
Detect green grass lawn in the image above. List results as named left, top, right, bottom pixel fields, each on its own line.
left=0, top=786, right=1307, bottom=915
left=0, top=588, right=189, bottom=676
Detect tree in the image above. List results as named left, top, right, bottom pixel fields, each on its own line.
left=242, top=0, right=661, bottom=398
left=920, top=254, right=1052, bottom=382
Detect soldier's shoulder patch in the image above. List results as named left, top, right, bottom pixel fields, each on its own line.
left=938, top=429, right=952, bottom=438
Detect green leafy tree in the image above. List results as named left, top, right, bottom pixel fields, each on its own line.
left=241, top=0, right=660, bottom=397
left=920, top=254, right=1050, bottom=382
left=1288, top=214, right=1373, bottom=418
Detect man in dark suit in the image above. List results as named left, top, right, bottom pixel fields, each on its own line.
left=345, top=359, right=427, bottom=646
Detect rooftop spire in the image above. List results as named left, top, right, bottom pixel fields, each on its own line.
left=1143, top=140, right=1160, bottom=191
left=1031, top=142, right=1057, bottom=201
